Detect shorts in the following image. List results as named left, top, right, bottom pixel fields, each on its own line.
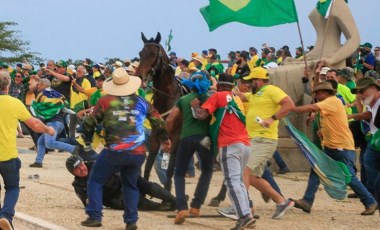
left=247, top=137, right=277, bottom=177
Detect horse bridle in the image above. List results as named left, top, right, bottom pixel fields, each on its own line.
left=143, top=42, right=168, bottom=77
left=141, top=42, right=185, bottom=100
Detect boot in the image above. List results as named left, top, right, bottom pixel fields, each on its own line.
left=150, top=182, right=176, bottom=204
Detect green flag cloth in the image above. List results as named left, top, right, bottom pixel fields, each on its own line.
left=316, top=0, right=348, bottom=19
left=284, top=118, right=351, bottom=200
left=210, top=95, right=245, bottom=155
left=200, top=0, right=298, bottom=31
left=165, top=29, right=173, bottom=52
left=89, top=89, right=103, bottom=106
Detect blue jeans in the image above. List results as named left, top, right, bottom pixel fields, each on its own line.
left=304, top=148, right=376, bottom=207
left=364, top=144, right=380, bottom=202
left=36, top=121, right=76, bottom=163
left=174, top=135, right=213, bottom=211
left=359, top=141, right=368, bottom=188
left=273, top=150, right=288, bottom=170
left=86, top=148, right=146, bottom=224
left=154, top=149, right=168, bottom=185
left=0, top=158, right=21, bottom=223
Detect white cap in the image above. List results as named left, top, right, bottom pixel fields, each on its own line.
left=320, top=67, right=331, bottom=75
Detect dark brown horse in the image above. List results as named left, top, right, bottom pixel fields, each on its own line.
left=136, top=32, right=182, bottom=192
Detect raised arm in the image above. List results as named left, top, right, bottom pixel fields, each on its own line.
left=24, top=117, right=55, bottom=136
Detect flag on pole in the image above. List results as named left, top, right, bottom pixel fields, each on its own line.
left=284, top=118, right=351, bottom=200
left=200, top=0, right=298, bottom=31
left=165, top=29, right=173, bottom=52
left=316, top=0, right=348, bottom=19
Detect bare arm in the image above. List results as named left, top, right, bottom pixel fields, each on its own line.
left=190, top=98, right=211, bottom=120
left=261, top=96, right=295, bottom=128
left=276, top=96, right=295, bottom=119
left=348, top=111, right=372, bottom=121
left=233, top=91, right=248, bottom=102
left=24, top=117, right=55, bottom=136
left=72, top=79, right=86, bottom=93
left=293, top=104, right=320, bottom=113
left=45, top=69, right=70, bottom=82
left=165, top=107, right=181, bottom=136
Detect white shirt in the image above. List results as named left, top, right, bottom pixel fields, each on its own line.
left=263, top=62, right=279, bottom=69
left=367, top=97, right=380, bottom=134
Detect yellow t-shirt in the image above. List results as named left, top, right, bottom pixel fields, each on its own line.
left=70, top=78, right=91, bottom=109
left=0, top=95, right=32, bottom=161
left=316, top=96, right=355, bottom=150
left=249, top=54, right=259, bottom=70
left=245, top=85, right=287, bottom=139
left=93, top=71, right=101, bottom=79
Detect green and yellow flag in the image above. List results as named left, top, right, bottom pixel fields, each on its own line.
left=200, top=0, right=298, bottom=31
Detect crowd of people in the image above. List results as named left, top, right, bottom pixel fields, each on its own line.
left=0, top=40, right=379, bottom=230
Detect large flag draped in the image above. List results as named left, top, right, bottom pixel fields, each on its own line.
left=284, top=118, right=351, bottom=200
left=200, top=0, right=298, bottom=31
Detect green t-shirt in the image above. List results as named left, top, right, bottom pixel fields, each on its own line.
left=337, top=83, right=356, bottom=115
left=176, top=92, right=210, bottom=139
left=345, top=80, right=356, bottom=90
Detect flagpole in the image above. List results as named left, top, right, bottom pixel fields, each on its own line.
left=291, top=0, right=307, bottom=69
left=296, top=21, right=308, bottom=69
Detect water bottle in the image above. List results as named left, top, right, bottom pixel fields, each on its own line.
left=161, top=152, right=170, bottom=170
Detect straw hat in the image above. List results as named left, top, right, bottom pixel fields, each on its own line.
left=312, top=82, right=336, bottom=93
left=103, top=68, right=141, bottom=96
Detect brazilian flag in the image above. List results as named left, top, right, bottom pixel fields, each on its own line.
left=210, top=95, right=245, bottom=155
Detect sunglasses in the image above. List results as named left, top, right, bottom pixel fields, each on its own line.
left=15, top=75, right=22, bottom=78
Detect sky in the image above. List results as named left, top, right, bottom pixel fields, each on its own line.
left=1, top=0, right=379, bottom=63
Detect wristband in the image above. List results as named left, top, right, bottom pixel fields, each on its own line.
left=271, top=115, right=277, bottom=120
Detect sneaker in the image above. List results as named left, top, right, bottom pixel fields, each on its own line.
left=126, top=223, right=137, bottom=230
left=217, top=206, right=238, bottom=221
left=277, top=167, right=290, bottom=174
left=81, top=218, right=102, bottom=227
left=291, top=198, right=311, bottom=213
left=208, top=197, right=222, bottom=207
left=29, top=162, right=43, bottom=168
left=0, top=218, right=12, bottom=230
left=189, top=207, right=200, bottom=217
left=272, top=199, right=294, bottom=219
left=174, top=210, right=189, bottom=225
left=361, top=203, right=378, bottom=215
left=230, top=215, right=256, bottom=230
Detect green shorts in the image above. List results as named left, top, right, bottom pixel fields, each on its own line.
left=247, top=137, right=278, bottom=177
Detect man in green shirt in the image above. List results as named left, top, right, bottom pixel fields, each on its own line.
left=166, top=71, right=213, bottom=225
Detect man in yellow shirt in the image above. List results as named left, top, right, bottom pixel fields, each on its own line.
left=0, top=71, right=55, bottom=230
left=70, top=65, right=91, bottom=138
left=236, top=67, right=295, bottom=219
left=291, top=81, right=377, bottom=215
left=248, top=47, right=259, bottom=70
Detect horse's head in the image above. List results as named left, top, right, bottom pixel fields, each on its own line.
left=136, top=32, right=169, bottom=88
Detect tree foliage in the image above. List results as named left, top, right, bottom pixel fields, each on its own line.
left=0, top=21, right=42, bottom=65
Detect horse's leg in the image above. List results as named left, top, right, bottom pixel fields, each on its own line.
left=144, top=131, right=160, bottom=181
left=164, top=114, right=182, bottom=192
left=164, top=133, right=180, bottom=192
